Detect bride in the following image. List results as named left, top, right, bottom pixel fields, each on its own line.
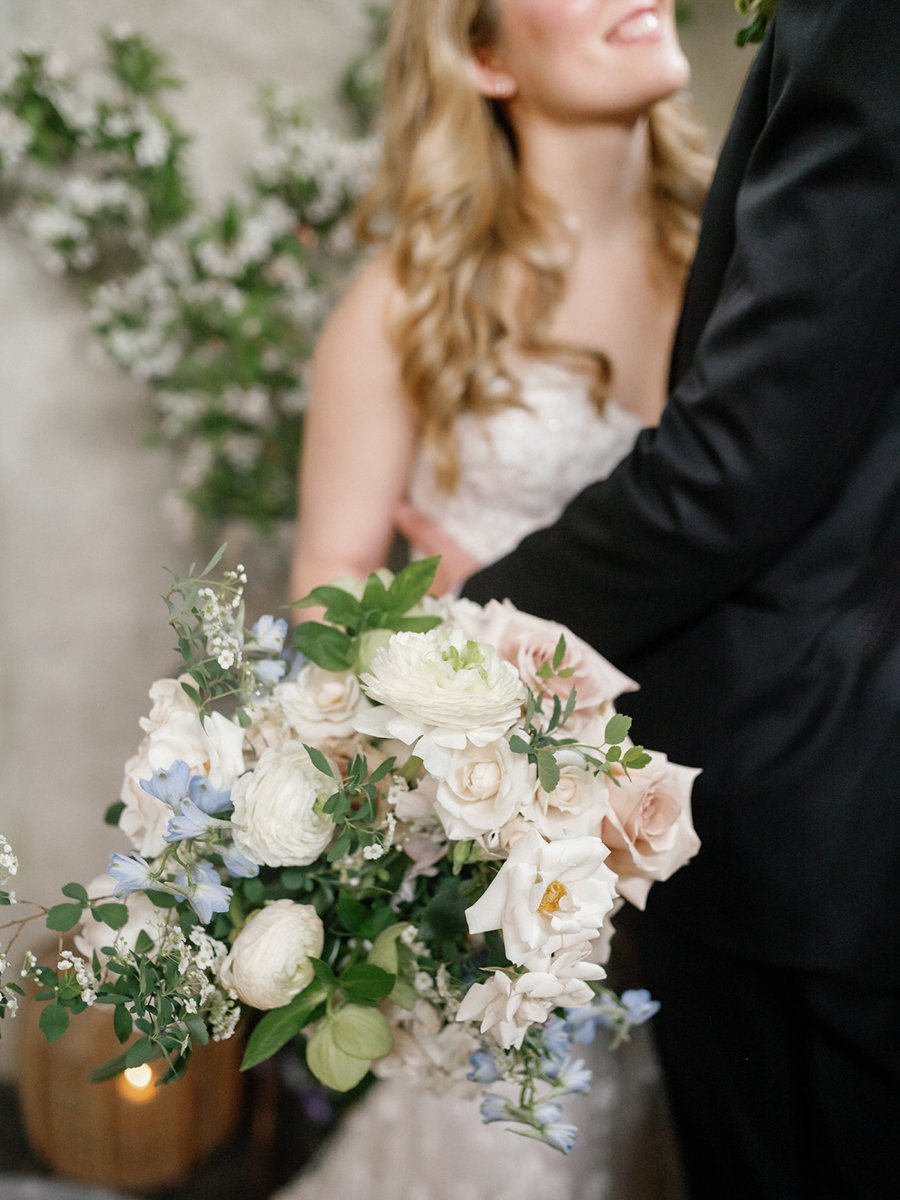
left=286, top=1, right=710, bottom=1196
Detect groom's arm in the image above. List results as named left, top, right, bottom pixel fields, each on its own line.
left=464, top=0, right=900, bottom=660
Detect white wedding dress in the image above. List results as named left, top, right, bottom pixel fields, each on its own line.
left=274, top=360, right=681, bottom=1200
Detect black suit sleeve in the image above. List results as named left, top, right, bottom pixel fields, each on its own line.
left=463, top=0, right=900, bottom=661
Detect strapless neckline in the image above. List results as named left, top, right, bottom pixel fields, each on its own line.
left=407, top=357, right=645, bottom=563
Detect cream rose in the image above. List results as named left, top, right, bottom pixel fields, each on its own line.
left=231, top=742, right=336, bottom=867
left=139, top=676, right=196, bottom=734
left=220, top=899, right=324, bottom=1009
left=433, top=738, right=537, bottom=841
left=354, top=626, right=526, bottom=776
left=601, top=755, right=701, bottom=908
left=519, top=754, right=610, bottom=841
left=274, top=665, right=367, bottom=741
left=465, top=829, right=617, bottom=966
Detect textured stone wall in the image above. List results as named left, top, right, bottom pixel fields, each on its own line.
left=0, top=0, right=753, bottom=1078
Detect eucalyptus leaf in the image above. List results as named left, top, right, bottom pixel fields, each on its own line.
left=240, top=982, right=328, bottom=1071
left=537, top=752, right=561, bottom=794
left=366, top=923, right=409, bottom=975
left=390, top=977, right=419, bottom=1011
left=331, top=1003, right=393, bottom=1060
left=303, top=743, right=336, bottom=779
left=604, top=713, right=632, bottom=746
left=306, top=1022, right=371, bottom=1092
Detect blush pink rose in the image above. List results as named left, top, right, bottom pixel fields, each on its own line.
left=601, top=754, right=701, bottom=909
left=456, top=600, right=638, bottom=726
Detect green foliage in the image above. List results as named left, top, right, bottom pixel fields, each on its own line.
left=735, top=0, right=778, bottom=46
left=0, top=26, right=379, bottom=531
left=293, top=557, right=441, bottom=673
left=241, top=982, right=329, bottom=1071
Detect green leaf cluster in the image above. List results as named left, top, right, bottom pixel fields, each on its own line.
left=313, top=749, right=397, bottom=863
left=293, top=556, right=442, bottom=672
left=45, top=883, right=129, bottom=935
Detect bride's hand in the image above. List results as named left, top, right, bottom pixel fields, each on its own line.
left=395, top=502, right=482, bottom=594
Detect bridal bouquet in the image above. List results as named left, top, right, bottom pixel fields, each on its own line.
left=0, top=551, right=700, bottom=1152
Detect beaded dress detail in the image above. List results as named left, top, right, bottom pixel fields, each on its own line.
left=408, top=358, right=643, bottom=564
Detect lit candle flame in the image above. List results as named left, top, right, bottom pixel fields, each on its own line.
left=123, top=1064, right=153, bottom=1092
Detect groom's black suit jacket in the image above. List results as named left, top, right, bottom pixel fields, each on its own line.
left=464, top=0, right=900, bottom=980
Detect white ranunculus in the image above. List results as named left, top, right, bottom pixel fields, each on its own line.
left=231, top=742, right=335, bottom=867
left=465, top=829, right=617, bottom=967
left=433, top=738, right=537, bottom=841
left=452, top=599, right=637, bottom=728
left=519, top=754, right=610, bottom=841
left=354, top=626, right=526, bottom=775
left=456, top=946, right=606, bottom=1050
left=220, top=899, right=324, bottom=1010
left=74, top=874, right=162, bottom=967
left=274, top=665, right=366, bottom=741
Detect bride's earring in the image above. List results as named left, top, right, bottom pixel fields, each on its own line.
left=494, top=80, right=516, bottom=98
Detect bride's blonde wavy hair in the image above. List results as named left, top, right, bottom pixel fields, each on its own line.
left=357, top=0, right=712, bottom=490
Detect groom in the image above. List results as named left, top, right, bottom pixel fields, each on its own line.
left=402, top=3, right=900, bottom=1196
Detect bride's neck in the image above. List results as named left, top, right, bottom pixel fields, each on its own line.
left=514, top=113, right=654, bottom=241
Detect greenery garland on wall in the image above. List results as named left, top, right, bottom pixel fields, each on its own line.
left=0, top=13, right=386, bottom=536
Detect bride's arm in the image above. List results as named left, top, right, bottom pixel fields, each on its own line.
left=290, top=255, right=417, bottom=602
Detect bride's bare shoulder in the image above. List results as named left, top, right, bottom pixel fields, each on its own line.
left=322, top=250, right=402, bottom=349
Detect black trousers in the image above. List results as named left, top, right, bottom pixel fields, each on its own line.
left=620, top=914, right=900, bottom=1200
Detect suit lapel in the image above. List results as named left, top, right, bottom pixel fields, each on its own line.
left=670, top=32, right=777, bottom=388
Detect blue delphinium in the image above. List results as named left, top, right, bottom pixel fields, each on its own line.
left=467, top=1048, right=501, bottom=1084
left=249, top=615, right=288, bottom=654
left=542, top=1056, right=593, bottom=1096
left=108, top=851, right=155, bottom=896
left=541, top=1122, right=578, bottom=1154
left=222, top=845, right=260, bottom=878
left=619, top=988, right=661, bottom=1026
left=479, top=1093, right=513, bottom=1124
left=188, top=775, right=232, bottom=815
left=139, top=760, right=191, bottom=807
left=173, top=861, right=232, bottom=923
left=164, top=798, right=230, bottom=845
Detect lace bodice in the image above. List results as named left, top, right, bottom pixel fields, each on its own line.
left=408, top=359, right=644, bottom=564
